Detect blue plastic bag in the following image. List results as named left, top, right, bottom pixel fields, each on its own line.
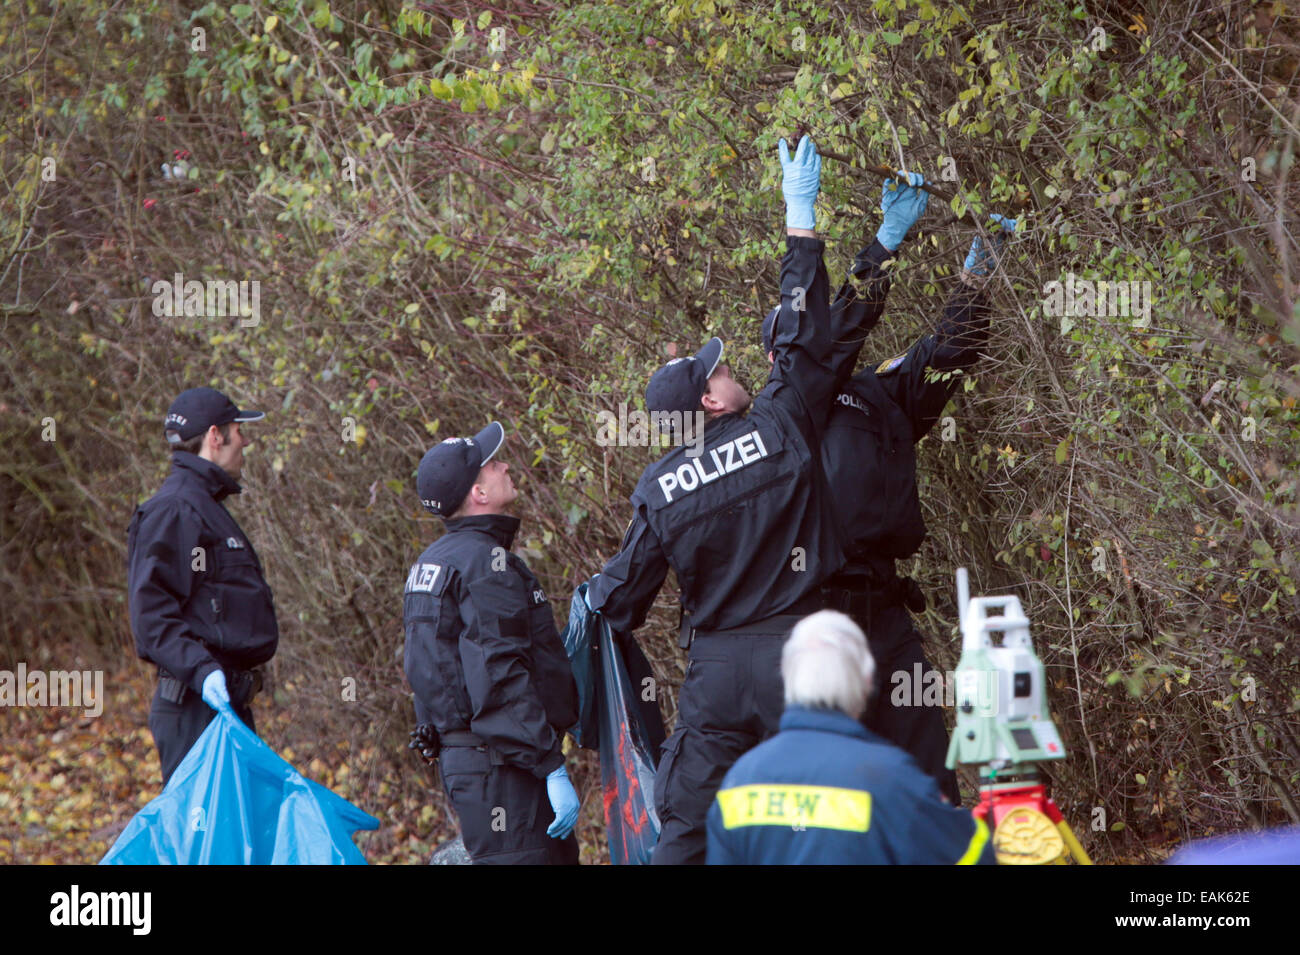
left=561, top=584, right=665, bottom=864
left=101, top=703, right=378, bottom=865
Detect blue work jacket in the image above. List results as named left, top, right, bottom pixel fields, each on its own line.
left=706, top=705, right=994, bottom=865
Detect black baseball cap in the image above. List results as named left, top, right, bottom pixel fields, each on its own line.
left=417, top=421, right=505, bottom=517
left=165, top=387, right=264, bottom=443
left=645, top=337, right=724, bottom=416
left=761, top=305, right=783, bottom=356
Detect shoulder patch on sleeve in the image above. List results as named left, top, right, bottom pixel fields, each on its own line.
left=876, top=353, right=908, bottom=375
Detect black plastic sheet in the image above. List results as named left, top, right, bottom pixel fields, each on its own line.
left=562, top=584, right=665, bottom=864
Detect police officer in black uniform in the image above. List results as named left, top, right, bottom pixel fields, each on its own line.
left=404, top=422, right=581, bottom=865
left=761, top=213, right=1016, bottom=805
left=585, top=136, right=897, bottom=865
left=127, top=387, right=277, bottom=785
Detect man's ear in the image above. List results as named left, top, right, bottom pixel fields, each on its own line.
left=700, top=391, right=724, bottom=414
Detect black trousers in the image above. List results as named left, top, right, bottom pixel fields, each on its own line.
left=849, top=601, right=961, bottom=806
left=148, top=684, right=255, bottom=786
left=438, top=745, right=579, bottom=865
left=652, top=632, right=786, bottom=866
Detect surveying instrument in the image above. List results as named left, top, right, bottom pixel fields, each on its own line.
left=945, top=569, right=1092, bottom=864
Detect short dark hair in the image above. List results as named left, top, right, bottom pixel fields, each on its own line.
left=169, top=421, right=232, bottom=455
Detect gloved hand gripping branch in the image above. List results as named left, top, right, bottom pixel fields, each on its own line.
left=779, top=135, right=822, bottom=231
left=875, top=170, right=929, bottom=251
left=961, top=213, right=1017, bottom=288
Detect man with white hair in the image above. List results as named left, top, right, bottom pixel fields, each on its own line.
left=705, top=611, right=994, bottom=864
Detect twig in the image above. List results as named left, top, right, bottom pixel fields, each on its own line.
left=1190, top=32, right=1300, bottom=140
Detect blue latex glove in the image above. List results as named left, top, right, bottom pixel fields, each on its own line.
left=778, top=135, right=821, bottom=231
left=201, top=669, right=230, bottom=710
left=963, top=213, right=1017, bottom=277
left=546, top=766, right=580, bottom=839
left=875, top=170, right=929, bottom=250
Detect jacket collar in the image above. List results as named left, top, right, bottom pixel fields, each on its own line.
left=171, top=451, right=241, bottom=501
left=444, top=512, right=521, bottom=548
left=702, top=411, right=741, bottom=438
left=779, top=704, right=880, bottom=743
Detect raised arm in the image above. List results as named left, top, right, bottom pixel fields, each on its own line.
left=826, top=170, right=930, bottom=382
left=875, top=214, right=1014, bottom=438
left=763, top=136, right=834, bottom=431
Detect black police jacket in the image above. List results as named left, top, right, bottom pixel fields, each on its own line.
left=127, top=452, right=279, bottom=694
left=825, top=282, right=991, bottom=564
left=825, top=237, right=895, bottom=383
left=588, top=235, right=846, bottom=634
left=403, top=513, right=578, bottom=778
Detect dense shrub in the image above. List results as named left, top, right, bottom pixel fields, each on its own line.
left=3, top=0, right=1297, bottom=861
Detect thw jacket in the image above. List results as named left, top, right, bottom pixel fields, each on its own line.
left=706, top=705, right=994, bottom=865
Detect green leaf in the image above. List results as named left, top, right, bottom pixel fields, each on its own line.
left=1055, top=436, right=1072, bottom=465
left=882, top=32, right=903, bottom=46
left=231, top=4, right=253, bottom=19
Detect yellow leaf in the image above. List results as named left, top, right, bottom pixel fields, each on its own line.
left=265, top=15, right=278, bottom=32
